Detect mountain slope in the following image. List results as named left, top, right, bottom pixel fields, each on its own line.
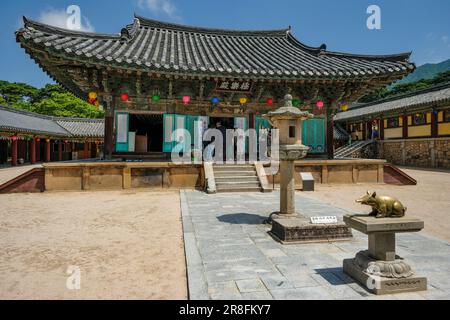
left=395, top=58, right=450, bottom=85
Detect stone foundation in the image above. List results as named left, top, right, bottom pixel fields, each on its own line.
left=380, top=138, right=450, bottom=169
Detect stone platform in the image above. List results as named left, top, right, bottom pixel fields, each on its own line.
left=271, top=216, right=353, bottom=244
left=343, top=215, right=427, bottom=295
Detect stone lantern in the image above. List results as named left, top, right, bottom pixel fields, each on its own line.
left=264, top=94, right=313, bottom=217
left=263, top=94, right=353, bottom=244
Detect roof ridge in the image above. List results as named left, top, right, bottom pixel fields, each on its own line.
left=0, top=105, right=53, bottom=120
left=352, top=82, right=450, bottom=110
left=20, top=16, right=121, bottom=40
left=134, top=14, right=289, bottom=36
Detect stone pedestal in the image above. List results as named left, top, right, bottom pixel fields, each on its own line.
left=343, top=215, right=427, bottom=295
left=270, top=216, right=352, bottom=244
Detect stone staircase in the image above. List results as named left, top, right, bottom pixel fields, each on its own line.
left=335, top=140, right=373, bottom=158
left=213, top=164, right=262, bottom=193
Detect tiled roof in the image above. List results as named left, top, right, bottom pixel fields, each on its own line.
left=0, top=106, right=104, bottom=138
left=16, top=15, right=414, bottom=80
left=334, top=83, right=450, bottom=121
left=55, top=118, right=104, bottom=138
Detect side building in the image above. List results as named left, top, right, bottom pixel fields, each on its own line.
left=334, top=83, right=450, bottom=168
left=0, top=106, right=104, bottom=166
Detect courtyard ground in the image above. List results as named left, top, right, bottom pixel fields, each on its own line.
left=0, top=190, right=187, bottom=300
left=300, top=167, right=450, bottom=242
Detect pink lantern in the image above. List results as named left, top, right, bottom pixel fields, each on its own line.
left=11, top=136, right=18, bottom=142
left=316, top=100, right=324, bottom=109
left=182, top=96, right=191, bottom=105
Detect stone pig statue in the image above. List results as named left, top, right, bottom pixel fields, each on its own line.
left=356, top=191, right=406, bottom=218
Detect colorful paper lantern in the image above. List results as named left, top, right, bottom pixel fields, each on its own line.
left=341, top=105, right=349, bottom=112
left=239, top=97, right=248, bottom=105
left=267, top=98, right=274, bottom=106
left=120, top=93, right=129, bottom=102
left=316, top=100, right=324, bottom=109
left=88, top=92, right=97, bottom=100
left=211, top=96, right=220, bottom=104
left=182, top=96, right=191, bottom=105
left=36, top=138, right=41, bottom=142
left=11, top=136, right=18, bottom=142
left=292, top=99, right=300, bottom=107
left=152, top=95, right=161, bottom=102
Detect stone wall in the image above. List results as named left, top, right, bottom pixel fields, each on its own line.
left=379, top=138, right=450, bottom=169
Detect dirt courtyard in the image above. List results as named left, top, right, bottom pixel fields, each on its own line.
left=301, top=167, right=450, bottom=242
left=0, top=190, right=187, bottom=300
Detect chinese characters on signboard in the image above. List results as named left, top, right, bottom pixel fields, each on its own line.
left=215, top=80, right=253, bottom=93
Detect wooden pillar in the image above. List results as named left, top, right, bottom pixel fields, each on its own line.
left=84, top=141, right=89, bottom=159
left=402, top=113, right=408, bottom=139
left=58, top=141, right=63, bottom=161
left=11, top=137, right=18, bottom=167
left=45, top=139, right=51, bottom=162
left=431, top=110, right=438, bottom=138
left=36, top=139, right=41, bottom=162
left=248, top=113, right=255, bottom=130
left=30, top=138, right=36, bottom=164
left=379, top=118, right=385, bottom=140
left=103, top=98, right=115, bottom=160
left=362, top=121, right=367, bottom=141
left=326, top=107, right=334, bottom=159
left=91, top=142, right=97, bottom=158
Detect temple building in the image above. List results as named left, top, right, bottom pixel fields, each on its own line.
left=0, top=106, right=103, bottom=166
left=16, top=15, right=415, bottom=161
left=334, top=83, right=450, bottom=169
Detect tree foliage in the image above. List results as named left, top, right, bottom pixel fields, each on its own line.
left=359, top=70, right=450, bottom=103
left=0, top=81, right=104, bottom=119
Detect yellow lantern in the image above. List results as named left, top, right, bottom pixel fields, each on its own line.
left=239, top=97, right=248, bottom=105
left=341, top=104, right=349, bottom=112
left=88, top=92, right=98, bottom=100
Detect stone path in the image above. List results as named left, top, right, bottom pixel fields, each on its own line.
left=181, top=190, right=450, bottom=300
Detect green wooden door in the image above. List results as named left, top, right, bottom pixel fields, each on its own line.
left=302, top=118, right=326, bottom=154
left=115, top=112, right=129, bottom=152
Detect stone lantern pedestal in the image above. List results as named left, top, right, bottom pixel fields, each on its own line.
left=264, top=95, right=352, bottom=244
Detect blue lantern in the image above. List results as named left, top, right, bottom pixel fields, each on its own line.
left=211, top=96, right=220, bottom=105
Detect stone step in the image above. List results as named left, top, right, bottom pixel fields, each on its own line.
left=214, top=171, right=257, bottom=177
left=215, top=177, right=260, bottom=183
left=216, top=180, right=260, bottom=186
left=213, top=165, right=255, bottom=172
left=216, top=186, right=262, bottom=193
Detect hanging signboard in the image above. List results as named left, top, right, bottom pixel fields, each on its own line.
left=215, top=80, right=253, bottom=93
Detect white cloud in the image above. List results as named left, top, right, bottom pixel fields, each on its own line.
left=38, top=8, right=95, bottom=32
left=137, top=0, right=178, bottom=18
left=442, top=35, right=449, bottom=44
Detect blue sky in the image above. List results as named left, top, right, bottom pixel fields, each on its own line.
left=1, top=0, right=450, bottom=88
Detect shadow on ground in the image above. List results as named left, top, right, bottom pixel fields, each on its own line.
left=217, top=213, right=267, bottom=225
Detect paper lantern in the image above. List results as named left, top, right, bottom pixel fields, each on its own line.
left=64, top=140, right=69, bottom=144
left=239, top=97, right=248, bottom=105
left=267, top=98, right=274, bottom=106
left=11, top=136, right=18, bottom=142
left=36, top=138, right=41, bottom=142
left=152, top=95, right=161, bottom=102
left=211, top=96, right=220, bottom=104
left=88, top=92, right=97, bottom=100
left=316, top=100, right=324, bottom=109
left=292, top=99, right=300, bottom=107
left=182, top=96, right=191, bottom=105
left=341, top=105, right=349, bottom=112
left=120, top=93, right=129, bottom=102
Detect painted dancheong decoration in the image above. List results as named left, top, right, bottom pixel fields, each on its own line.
left=356, top=191, right=407, bottom=218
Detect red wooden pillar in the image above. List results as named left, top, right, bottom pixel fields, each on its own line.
left=84, top=141, right=89, bottom=159
left=36, top=139, right=41, bottom=162
left=11, top=136, right=18, bottom=166
left=431, top=110, right=438, bottom=138
left=379, top=118, right=385, bottom=140
left=45, top=139, right=51, bottom=162
left=362, top=122, right=367, bottom=141
left=30, top=138, right=36, bottom=164
left=58, top=141, right=63, bottom=161
left=91, top=142, right=97, bottom=158
left=402, top=113, right=408, bottom=139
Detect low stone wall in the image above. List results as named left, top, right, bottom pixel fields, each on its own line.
left=379, top=138, right=450, bottom=169
left=265, top=159, right=385, bottom=185
left=44, top=162, right=204, bottom=192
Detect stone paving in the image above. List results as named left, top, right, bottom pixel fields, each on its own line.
left=181, top=190, right=450, bottom=300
